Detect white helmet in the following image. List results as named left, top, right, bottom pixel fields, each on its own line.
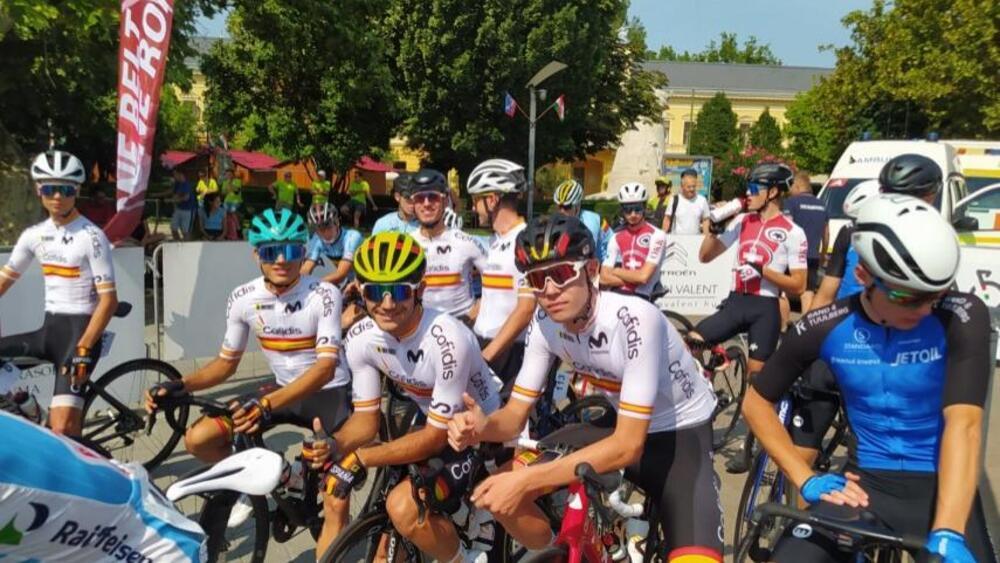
left=553, top=180, right=584, bottom=207
left=31, top=150, right=86, bottom=184
left=443, top=207, right=463, bottom=230
left=851, top=194, right=959, bottom=293
left=842, top=179, right=881, bottom=220
left=617, top=182, right=647, bottom=204
left=467, top=159, right=526, bottom=196
left=308, top=203, right=339, bottom=225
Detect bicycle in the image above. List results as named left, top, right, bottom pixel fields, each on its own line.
left=735, top=502, right=942, bottom=563
left=683, top=335, right=748, bottom=450
left=0, top=301, right=187, bottom=470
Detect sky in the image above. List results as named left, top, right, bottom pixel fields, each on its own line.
left=196, top=0, right=875, bottom=68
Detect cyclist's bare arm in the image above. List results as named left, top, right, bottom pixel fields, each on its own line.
left=699, top=234, right=728, bottom=263
left=482, top=294, right=535, bottom=363
left=598, top=266, right=625, bottom=287
left=263, top=356, right=336, bottom=411
left=358, top=424, right=449, bottom=468
left=610, top=261, right=659, bottom=285
left=321, top=259, right=353, bottom=286
left=181, top=356, right=241, bottom=392
left=77, top=290, right=118, bottom=350
left=763, top=267, right=807, bottom=297
left=933, top=404, right=983, bottom=532
left=810, top=275, right=841, bottom=311
left=331, top=408, right=380, bottom=453
left=470, top=396, right=533, bottom=445
left=743, top=387, right=816, bottom=489
left=301, top=259, right=317, bottom=275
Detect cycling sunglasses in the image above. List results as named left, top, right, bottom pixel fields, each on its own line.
left=257, top=243, right=307, bottom=263
left=38, top=184, right=79, bottom=198
left=361, top=282, right=419, bottom=302
left=524, top=261, right=586, bottom=292
left=411, top=191, right=445, bottom=205
left=872, top=277, right=945, bottom=308
left=746, top=182, right=766, bottom=196
left=621, top=203, right=645, bottom=215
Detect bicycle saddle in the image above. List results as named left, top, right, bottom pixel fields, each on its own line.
left=165, top=447, right=283, bottom=502
left=114, top=301, right=132, bottom=318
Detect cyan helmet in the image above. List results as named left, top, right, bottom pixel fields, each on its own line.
left=247, top=209, right=308, bottom=247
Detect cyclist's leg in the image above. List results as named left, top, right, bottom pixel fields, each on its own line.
left=744, top=295, right=781, bottom=374
left=45, top=314, right=99, bottom=435
left=689, top=293, right=745, bottom=347
left=386, top=477, right=462, bottom=561
left=626, top=421, right=723, bottom=561
left=486, top=460, right=554, bottom=550
left=184, top=385, right=278, bottom=462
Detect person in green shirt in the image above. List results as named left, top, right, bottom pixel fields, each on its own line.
left=221, top=169, right=244, bottom=212
left=311, top=170, right=332, bottom=207
left=341, top=172, right=377, bottom=229
left=195, top=170, right=219, bottom=208
left=269, top=171, right=303, bottom=210
left=647, top=175, right=673, bottom=230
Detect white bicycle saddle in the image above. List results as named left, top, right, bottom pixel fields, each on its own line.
left=166, top=448, right=283, bottom=502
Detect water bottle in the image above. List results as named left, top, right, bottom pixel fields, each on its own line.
left=279, top=459, right=305, bottom=497
left=709, top=197, right=746, bottom=224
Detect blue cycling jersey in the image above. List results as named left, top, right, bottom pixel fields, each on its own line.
left=371, top=211, right=419, bottom=235
left=755, top=293, right=991, bottom=473
left=579, top=209, right=609, bottom=261
left=828, top=225, right=864, bottom=300
left=306, top=229, right=363, bottom=264
left=0, top=411, right=205, bottom=561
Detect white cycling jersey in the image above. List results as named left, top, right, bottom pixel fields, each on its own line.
left=1, top=215, right=116, bottom=315
left=512, top=291, right=716, bottom=433
left=411, top=228, right=487, bottom=317
left=220, top=275, right=348, bottom=388
left=0, top=411, right=205, bottom=562
left=473, top=222, right=534, bottom=341
left=346, top=309, right=501, bottom=429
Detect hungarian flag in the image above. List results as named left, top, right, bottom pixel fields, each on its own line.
left=554, top=94, right=566, bottom=121
left=504, top=92, right=518, bottom=117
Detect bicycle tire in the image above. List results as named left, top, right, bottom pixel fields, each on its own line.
left=520, top=544, right=570, bottom=563
left=320, top=510, right=424, bottom=563
left=733, top=451, right=788, bottom=551
left=81, top=358, right=188, bottom=470
left=661, top=309, right=695, bottom=335
left=712, top=345, right=748, bottom=450
left=200, top=492, right=270, bottom=563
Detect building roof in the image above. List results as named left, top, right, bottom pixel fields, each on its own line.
left=230, top=150, right=280, bottom=171
left=642, top=61, right=833, bottom=97
left=160, top=150, right=197, bottom=169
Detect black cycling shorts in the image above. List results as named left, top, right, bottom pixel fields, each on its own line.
left=694, top=292, right=781, bottom=362
left=231, top=384, right=351, bottom=435
left=771, top=466, right=997, bottom=562
left=0, top=313, right=101, bottom=409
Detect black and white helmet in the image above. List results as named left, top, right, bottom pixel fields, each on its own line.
left=308, top=203, right=339, bottom=225
left=443, top=207, right=463, bottom=230
left=852, top=194, right=959, bottom=293
left=617, top=182, right=648, bottom=204
left=31, top=150, right=86, bottom=184
left=467, top=159, right=527, bottom=196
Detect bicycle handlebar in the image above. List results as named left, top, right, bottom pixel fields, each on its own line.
left=751, top=503, right=929, bottom=553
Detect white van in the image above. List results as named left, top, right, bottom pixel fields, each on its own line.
left=817, top=140, right=968, bottom=248
left=943, top=139, right=1000, bottom=194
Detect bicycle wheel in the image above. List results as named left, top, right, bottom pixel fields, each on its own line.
left=711, top=345, right=748, bottom=450
left=520, top=544, right=569, bottom=563
left=320, top=510, right=424, bottom=563
left=661, top=309, right=695, bottom=335
left=733, top=451, right=789, bottom=552
left=198, top=491, right=270, bottom=563
left=81, top=358, right=188, bottom=471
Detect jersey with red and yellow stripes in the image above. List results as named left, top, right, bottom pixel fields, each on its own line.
left=512, top=291, right=715, bottom=433
left=1, top=215, right=116, bottom=315
left=410, top=227, right=487, bottom=317
left=473, top=221, right=534, bottom=341
left=220, top=275, right=347, bottom=388
left=345, top=309, right=501, bottom=430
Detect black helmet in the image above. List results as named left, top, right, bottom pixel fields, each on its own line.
left=393, top=172, right=414, bottom=196
left=514, top=214, right=596, bottom=272
left=410, top=168, right=449, bottom=194
left=748, top=162, right=794, bottom=192
left=879, top=154, right=942, bottom=197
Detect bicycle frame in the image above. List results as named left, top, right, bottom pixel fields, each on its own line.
left=741, top=394, right=792, bottom=523
left=553, top=479, right=610, bottom=563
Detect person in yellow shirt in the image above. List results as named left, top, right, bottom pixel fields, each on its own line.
left=195, top=170, right=219, bottom=208
left=647, top=175, right=673, bottom=230
left=311, top=170, right=332, bottom=207
left=269, top=171, right=303, bottom=211
left=221, top=169, right=244, bottom=212
left=341, top=172, right=377, bottom=229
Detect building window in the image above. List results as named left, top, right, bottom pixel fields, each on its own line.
left=683, top=121, right=694, bottom=148
left=664, top=120, right=671, bottom=146
left=739, top=123, right=752, bottom=146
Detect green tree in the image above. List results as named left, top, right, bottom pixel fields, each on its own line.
left=155, top=88, right=202, bottom=153
left=688, top=92, right=738, bottom=158
left=383, top=0, right=666, bottom=179
left=202, top=1, right=399, bottom=173
left=749, top=108, right=782, bottom=154
left=652, top=32, right=782, bottom=65
left=784, top=89, right=840, bottom=173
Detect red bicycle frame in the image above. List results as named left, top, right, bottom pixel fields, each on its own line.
left=551, top=479, right=611, bottom=563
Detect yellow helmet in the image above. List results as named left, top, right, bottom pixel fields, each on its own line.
left=353, top=232, right=426, bottom=284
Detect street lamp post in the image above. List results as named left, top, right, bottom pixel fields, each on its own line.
left=525, top=61, right=567, bottom=220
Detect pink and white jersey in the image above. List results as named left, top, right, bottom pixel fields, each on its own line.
left=718, top=212, right=808, bottom=298
left=602, top=222, right=668, bottom=297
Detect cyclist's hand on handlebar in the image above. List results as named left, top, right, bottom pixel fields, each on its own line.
left=302, top=417, right=336, bottom=470
left=801, top=471, right=868, bottom=507
left=231, top=397, right=270, bottom=435
left=144, top=380, right=186, bottom=414
left=447, top=393, right=487, bottom=452
left=925, top=529, right=975, bottom=563
left=323, top=451, right=367, bottom=499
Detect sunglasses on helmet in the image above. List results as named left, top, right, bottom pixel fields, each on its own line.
left=872, top=277, right=945, bottom=308
left=38, top=184, right=79, bottom=198
left=257, top=243, right=307, bottom=263
left=524, top=261, right=587, bottom=293
left=361, top=282, right=419, bottom=303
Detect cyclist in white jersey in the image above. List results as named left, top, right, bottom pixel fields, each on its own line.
left=0, top=411, right=206, bottom=562
left=0, top=150, right=118, bottom=436
left=467, top=159, right=537, bottom=384
left=309, top=231, right=501, bottom=563
left=144, top=209, right=350, bottom=559
left=448, top=215, right=723, bottom=561
left=408, top=168, right=487, bottom=322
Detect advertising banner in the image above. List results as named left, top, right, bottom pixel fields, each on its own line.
left=655, top=235, right=735, bottom=316
left=662, top=154, right=714, bottom=200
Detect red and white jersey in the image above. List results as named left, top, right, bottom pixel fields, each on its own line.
left=718, top=212, right=808, bottom=298
left=602, top=222, right=668, bottom=297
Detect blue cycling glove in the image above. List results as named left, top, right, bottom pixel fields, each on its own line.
left=925, top=529, right=975, bottom=563
left=800, top=473, right=848, bottom=504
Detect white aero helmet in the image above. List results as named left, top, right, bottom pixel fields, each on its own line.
left=851, top=194, right=959, bottom=293
left=842, top=179, right=881, bottom=220
left=31, top=150, right=86, bottom=184
left=467, top=159, right=526, bottom=196
left=617, top=182, right=648, bottom=204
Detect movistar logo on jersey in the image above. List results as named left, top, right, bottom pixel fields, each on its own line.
left=588, top=332, right=608, bottom=350
left=284, top=301, right=303, bottom=313
left=61, top=234, right=74, bottom=245
left=406, top=349, right=424, bottom=363
left=891, top=347, right=943, bottom=366
left=436, top=245, right=452, bottom=254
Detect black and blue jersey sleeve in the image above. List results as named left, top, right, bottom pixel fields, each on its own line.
left=824, top=225, right=854, bottom=280
left=935, top=292, right=992, bottom=408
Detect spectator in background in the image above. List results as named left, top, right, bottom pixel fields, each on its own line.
left=78, top=185, right=115, bottom=227
left=781, top=170, right=828, bottom=314
left=371, top=172, right=418, bottom=234
left=663, top=168, right=710, bottom=235
left=199, top=192, right=225, bottom=240
left=171, top=169, right=197, bottom=240
left=311, top=169, right=332, bottom=208
left=195, top=169, right=218, bottom=208
left=221, top=169, right=243, bottom=240
left=269, top=171, right=302, bottom=211
left=341, top=171, right=377, bottom=229
left=647, top=176, right=673, bottom=230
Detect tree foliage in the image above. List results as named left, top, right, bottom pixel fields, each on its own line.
left=383, top=0, right=667, bottom=177
left=650, top=32, right=782, bottom=65
left=688, top=92, right=738, bottom=159
left=785, top=0, right=999, bottom=172
left=749, top=108, right=782, bottom=155
left=201, top=1, right=399, bottom=173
